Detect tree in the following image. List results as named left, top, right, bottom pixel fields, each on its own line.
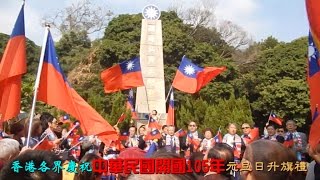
left=260, top=36, right=280, bottom=50
left=251, top=78, right=309, bottom=126
left=217, top=20, right=251, bottom=49
left=43, top=0, right=113, bottom=34
left=239, top=37, right=309, bottom=127
left=204, top=95, right=253, bottom=134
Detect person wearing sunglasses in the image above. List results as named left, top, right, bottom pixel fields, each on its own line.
left=181, top=121, right=203, bottom=156
left=276, top=127, right=285, bottom=137
left=241, top=123, right=252, bottom=145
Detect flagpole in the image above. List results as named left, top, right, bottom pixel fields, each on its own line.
left=267, top=111, right=272, bottom=125
left=26, top=25, right=50, bottom=147
left=165, top=85, right=173, bottom=103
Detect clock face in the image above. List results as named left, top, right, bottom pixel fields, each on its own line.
left=142, top=5, right=161, bottom=20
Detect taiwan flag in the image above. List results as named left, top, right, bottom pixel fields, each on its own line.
left=172, top=56, right=226, bottom=94
left=101, top=57, right=144, bottom=93
left=145, top=129, right=162, bottom=141
left=306, top=0, right=320, bottom=150
left=148, top=116, right=161, bottom=130
left=37, top=30, right=117, bottom=143
left=213, top=129, right=222, bottom=143
left=119, top=132, right=129, bottom=141
left=0, top=3, right=26, bottom=121
left=166, top=89, right=174, bottom=126
left=175, top=129, right=186, bottom=137
left=307, top=33, right=320, bottom=149
left=306, top=0, right=320, bottom=49
left=187, top=133, right=201, bottom=148
left=126, top=89, right=138, bottom=119
left=284, top=133, right=294, bottom=148
left=268, top=113, right=283, bottom=126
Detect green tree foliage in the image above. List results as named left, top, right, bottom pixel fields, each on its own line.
left=204, top=95, right=253, bottom=134
left=240, top=37, right=309, bottom=127
left=0, top=33, right=10, bottom=58
left=56, top=30, right=91, bottom=74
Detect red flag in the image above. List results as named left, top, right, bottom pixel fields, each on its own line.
left=148, top=116, right=161, bottom=130
left=268, top=113, right=283, bottom=126
left=172, top=56, right=226, bottom=94
left=283, top=133, right=294, bottom=148
left=37, top=31, right=117, bottom=142
left=213, top=129, right=223, bottom=143
left=306, top=0, right=320, bottom=49
left=243, top=127, right=259, bottom=144
left=126, top=89, right=138, bottom=119
left=175, top=129, right=186, bottom=137
left=34, top=139, right=55, bottom=151
left=249, top=127, right=259, bottom=141
left=187, top=133, right=201, bottom=148
left=306, top=0, right=320, bottom=150
left=145, top=129, right=162, bottom=141
left=119, top=132, right=129, bottom=141
left=0, top=4, right=26, bottom=121
left=101, top=57, right=144, bottom=93
left=166, top=89, right=174, bottom=125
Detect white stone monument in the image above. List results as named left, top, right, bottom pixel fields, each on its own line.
left=135, top=5, right=166, bottom=127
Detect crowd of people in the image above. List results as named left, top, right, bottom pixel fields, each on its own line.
left=0, top=110, right=319, bottom=180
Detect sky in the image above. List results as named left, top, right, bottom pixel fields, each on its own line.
left=0, top=0, right=309, bottom=45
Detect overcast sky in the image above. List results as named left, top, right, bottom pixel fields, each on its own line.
left=0, top=0, right=309, bottom=45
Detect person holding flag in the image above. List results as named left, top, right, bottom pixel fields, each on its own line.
left=222, top=123, right=245, bottom=161
left=199, top=128, right=215, bottom=154
left=284, top=120, right=307, bottom=161
left=125, top=126, right=139, bottom=148
left=182, top=121, right=203, bottom=157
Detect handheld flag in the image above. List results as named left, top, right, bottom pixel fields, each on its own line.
left=187, top=133, right=201, bottom=148
left=175, top=129, right=186, bottom=137
left=37, top=30, right=117, bottom=143
left=101, top=57, right=144, bottom=93
left=126, top=89, right=138, bottom=119
left=148, top=116, right=161, bottom=130
left=213, top=129, right=223, bottom=143
left=249, top=127, right=260, bottom=142
left=166, top=89, right=174, bottom=125
left=172, top=56, right=226, bottom=93
left=268, top=113, right=283, bottom=126
left=119, top=132, right=129, bottom=141
left=145, top=129, right=162, bottom=141
left=0, top=4, right=26, bottom=121
left=284, top=133, right=294, bottom=148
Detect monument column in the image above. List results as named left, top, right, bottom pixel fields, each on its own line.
left=135, top=5, right=166, bottom=126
